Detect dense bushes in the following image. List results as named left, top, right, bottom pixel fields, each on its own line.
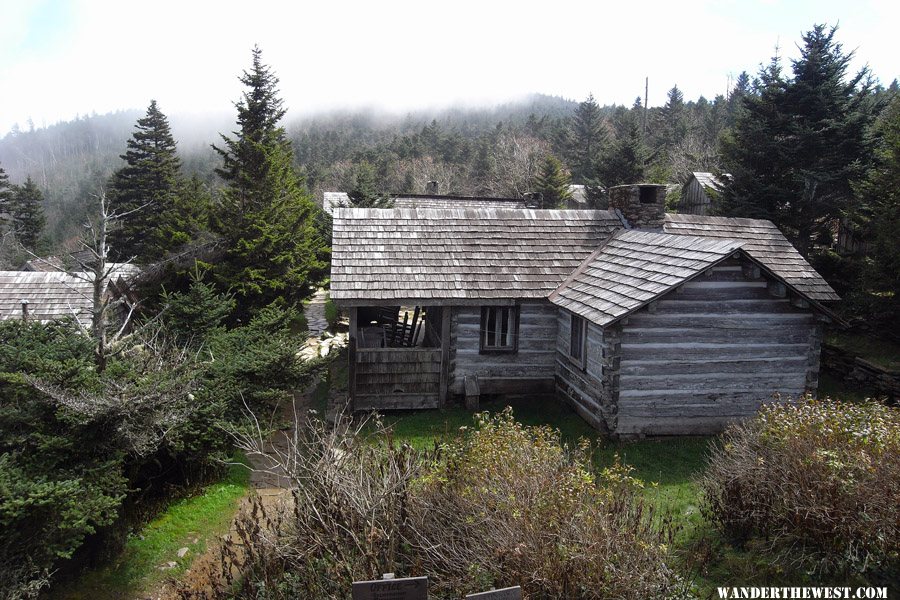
left=700, top=398, right=900, bottom=575
left=0, top=278, right=320, bottom=597
left=209, top=410, right=684, bottom=599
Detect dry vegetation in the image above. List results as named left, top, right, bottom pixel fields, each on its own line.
left=176, top=410, right=688, bottom=599
left=700, top=397, right=900, bottom=576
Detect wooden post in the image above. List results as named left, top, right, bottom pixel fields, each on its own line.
left=348, top=307, right=358, bottom=410
left=439, top=306, right=452, bottom=407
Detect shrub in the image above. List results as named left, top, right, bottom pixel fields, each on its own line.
left=214, top=410, right=685, bottom=599
left=409, top=411, right=679, bottom=599
left=700, top=398, right=900, bottom=575
left=324, top=296, right=340, bottom=329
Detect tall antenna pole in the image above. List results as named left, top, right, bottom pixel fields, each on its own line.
left=643, top=76, right=649, bottom=133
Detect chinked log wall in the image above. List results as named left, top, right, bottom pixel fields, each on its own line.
left=354, top=348, right=442, bottom=410
left=555, top=312, right=618, bottom=432
left=616, top=260, right=821, bottom=435
left=449, top=302, right=557, bottom=397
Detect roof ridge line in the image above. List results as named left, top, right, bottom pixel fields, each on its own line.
left=547, top=230, right=621, bottom=303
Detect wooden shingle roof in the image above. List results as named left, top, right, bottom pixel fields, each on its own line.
left=691, top=172, right=727, bottom=191
left=331, top=207, right=623, bottom=304
left=550, top=230, right=743, bottom=326
left=0, top=271, right=93, bottom=325
left=663, top=214, right=839, bottom=301
left=392, top=195, right=525, bottom=209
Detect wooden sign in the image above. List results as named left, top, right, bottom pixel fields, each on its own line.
left=351, top=576, right=428, bottom=600
left=465, top=586, right=523, bottom=599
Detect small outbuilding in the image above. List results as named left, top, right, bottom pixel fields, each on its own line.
left=330, top=184, right=838, bottom=436
left=678, top=172, right=730, bottom=215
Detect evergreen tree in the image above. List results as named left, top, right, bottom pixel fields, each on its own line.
left=568, top=94, right=607, bottom=182
left=534, top=155, right=573, bottom=209
left=726, top=71, right=752, bottom=125
left=0, top=163, right=10, bottom=214
left=720, top=25, right=876, bottom=256
left=212, top=46, right=328, bottom=314
left=860, top=95, right=900, bottom=303
left=658, top=85, right=688, bottom=151
left=599, top=116, right=648, bottom=187
left=344, top=161, right=392, bottom=208
left=108, top=100, right=182, bottom=262
left=9, top=176, right=46, bottom=251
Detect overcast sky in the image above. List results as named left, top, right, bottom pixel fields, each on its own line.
left=1, top=0, right=898, bottom=136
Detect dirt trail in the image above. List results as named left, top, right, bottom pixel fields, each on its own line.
left=148, top=293, right=330, bottom=599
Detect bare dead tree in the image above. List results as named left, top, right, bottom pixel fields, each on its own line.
left=29, top=190, right=151, bottom=371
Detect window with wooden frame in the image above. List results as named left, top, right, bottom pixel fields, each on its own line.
left=480, top=305, right=519, bottom=353
left=569, top=313, right=586, bottom=365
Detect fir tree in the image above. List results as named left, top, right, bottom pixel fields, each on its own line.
left=0, top=163, right=10, bottom=213
left=860, top=95, right=900, bottom=302
left=345, top=161, right=393, bottom=208
left=9, top=176, right=46, bottom=251
left=108, top=100, right=182, bottom=262
left=212, top=46, right=328, bottom=314
left=568, top=94, right=607, bottom=182
left=658, top=85, right=688, bottom=151
left=534, top=155, right=572, bottom=209
left=720, top=25, right=876, bottom=256
left=599, top=116, right=648, bottom=187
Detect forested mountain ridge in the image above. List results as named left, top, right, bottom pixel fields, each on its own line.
left=0, top=90, right=732, bottom=245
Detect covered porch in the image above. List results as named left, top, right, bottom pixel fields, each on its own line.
left=347, top=303, right=451, bottom=410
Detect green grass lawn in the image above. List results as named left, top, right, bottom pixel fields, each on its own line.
left=57, top=455, right=251, bottom=600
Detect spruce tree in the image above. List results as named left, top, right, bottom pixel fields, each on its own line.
left=345, top=161, right=393, bottom=208
left=534, top=155, right=573, bottom=209
left=658, top=85, right=688, bottom=151
left=212, top=46, right=328, bottom=314
left=108, top=100, right=182, bottom=262
left=9, top=176, right=46, bottom=251
left=720, top=25, right=876, bottom=256
left=0, top=163, right=10, bottom=213
left=568, top=94, right=607, bottom=182
left=599, top=116, right=648, bottom=187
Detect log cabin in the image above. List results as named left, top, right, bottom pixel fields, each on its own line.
left=330, top=184, right=839, bottom=436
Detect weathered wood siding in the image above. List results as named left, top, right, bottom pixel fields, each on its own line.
left=678, top=178, right=711, bottom=215
left=450, top=302, right=557, bottom=396
left=355, top=348, right=442, bottom=410
left=554, top=310, right=616, bottom=431
left=616, top=261, right=821, bottom=435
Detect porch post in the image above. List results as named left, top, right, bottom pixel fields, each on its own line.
left=439, top=306, right=452, bottom=407
left=348, top=306, right=358, bottom=410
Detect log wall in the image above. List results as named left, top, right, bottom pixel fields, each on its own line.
left=554, top=310, right=618, bottom=432
left=449, top=302, right=558, bottom=396
left=616, top=261, right=821, bottom=435
left=355, top=348, right=442, bottom=410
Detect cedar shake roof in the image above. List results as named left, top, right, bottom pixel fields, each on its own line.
left=691, top=172, right=728, bottom=191
left=663, top=214, right=839, bottom=301
left=392, top=195, right=525, bottom=209
left=323, top=191, right=350, bottom=215
left=549, top=230, right=743, bottom=326
left=0, top=271, right=93, bottom=325
left=330, top=207, right=623, bottom=304
left=0, top=265, right=138, bottom=327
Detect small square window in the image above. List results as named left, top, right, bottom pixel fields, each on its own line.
left=569, top=314, right=585, bottom=363
left=480, top=305, right=519, bottom=353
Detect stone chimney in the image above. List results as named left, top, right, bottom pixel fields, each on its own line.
left=608, top=184, right=666, bottom=230
left=425, top=180, right=439, bottom=195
